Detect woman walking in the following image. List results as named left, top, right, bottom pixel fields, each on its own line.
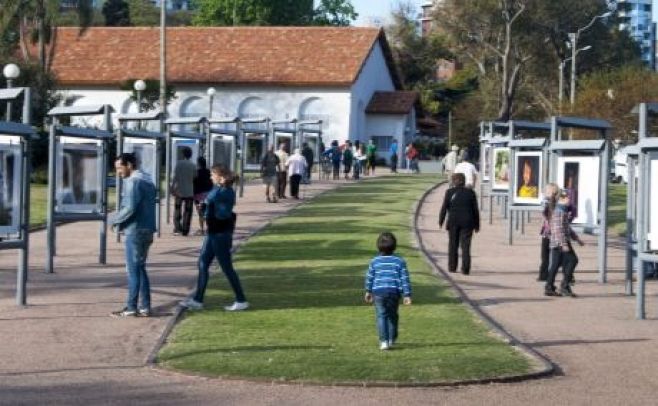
left=180, top=166, right=249, bottom=311
left=439, top=173, right=480, bottom=275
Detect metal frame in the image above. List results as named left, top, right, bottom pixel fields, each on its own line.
left=164, top=116, right=207, bottom=224
left=548, top=115, right=612, bottom=283
left=633, top=102, right=658, bottom=319
left=506, top=120, right=551, bottom=245
left=116, top=111, right=164, bottom=240
left=624, top=144, right=639, bottom=299
left=207, top=117, right=243, bottom=196
left=272, top=119, right=298, bottom=153
left=242, top=117, right=271, bottom=172
left=0, top=86, right=34, bottom=305
left=298, top=120, right=323, bottom=180
left=484, top=122, right=512, bottom=224
left=46, top=105, right=115, bottom=274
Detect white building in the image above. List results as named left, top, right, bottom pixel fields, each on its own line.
left=48, top=27, right=417, bottom=162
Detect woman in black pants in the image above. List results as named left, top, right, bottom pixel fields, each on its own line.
left=439, top=173, right=480, bottom=274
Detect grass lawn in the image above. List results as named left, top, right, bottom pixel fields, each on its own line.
left=157, top=175, right=530, bottom=384
left=30, top=184, right=117, bottom=228
left=607, top=183, right=627, bottom=236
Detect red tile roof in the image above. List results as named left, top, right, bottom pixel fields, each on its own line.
left=47, top=27, right=399, bottom=87
left=365, top=91, right=419, bottom=114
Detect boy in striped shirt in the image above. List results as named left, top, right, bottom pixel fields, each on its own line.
left=364, top=232, right=412, bottom=350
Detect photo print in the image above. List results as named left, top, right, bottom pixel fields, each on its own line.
left=513, top=151, right=542, bottom=205
left=212, top=136, right=234, bottom=169
left=556, top=156, right=600, bottom=227
left=0, top=142, right=22, bottom=234
left=56, top=139, right=103, bottom=213
left=124, top=139, right=157, bottom=182
left=492, top=147, right=511, bottom=191
left=245, top=134, right=264, bottom=169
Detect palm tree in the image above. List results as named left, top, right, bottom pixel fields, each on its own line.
left=0, top=0, right=93, bottom=71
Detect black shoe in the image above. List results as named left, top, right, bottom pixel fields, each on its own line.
left=559, top=287, right=577, bottom=298
left=544, top=289, right=561, bottom=297
left=537, top=277, right=547, bottom=282
left=462, top=270, right=470, bottom=275
left=448, top=269, right=457, bottom=273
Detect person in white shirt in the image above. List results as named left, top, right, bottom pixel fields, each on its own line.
left=454, top=152, right=479, bottom=189
left=275, top=144, right=289, bottom=199
left=443, top=145, right=459, bottom=176
left=286, top=149, right=308, bottom=199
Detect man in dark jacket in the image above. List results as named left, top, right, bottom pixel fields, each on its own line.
left=301, top=142, right=314, bottom=184
left=439, top=173, right=480, bottom=274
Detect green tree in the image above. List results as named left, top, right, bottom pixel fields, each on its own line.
left=192, top=0, right=314, bottom=26
left=127, top=0, right=160, bottom=26
left=313, top=0, right=357, bottom=26
left=103, top=0, right=131, bottom=27
left=120, top=79, right=177, bottom=112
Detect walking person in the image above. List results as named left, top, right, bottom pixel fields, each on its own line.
left=544, top=188, right=584, bottom=297
left=354, top=144, right=365, bottom=180
left=111, top=153, right=157, bottom=317
left=180, top=166, right=249, bottom=311
left=366, top=139, right=377, bottom=175
left=343, top=141, right=354, bottom=180
left=538, top=184, right=559, bottom=281
left=439, top=173, right=480, bottom=275
left=329, top=140, right=341, bottom=180
left=443, top=145, right=458, bottom=179
left=171, top=146, right=196, bottom=236
left=275, top=143, right=289, bottom=199
left=193, top=157, right=213, bottom=235
left=301, top=142, right=314, bottom=184
left=364, top=232, right=412, bottom=350
left=389, top=139, right=399, bottom=173
left=261, top=145, right=280, bottom=203
left=406, top=143, right=420, bottom=174
left=287, top=148, right=307, bottom=199
left=454, top=152, right=478, bottom=189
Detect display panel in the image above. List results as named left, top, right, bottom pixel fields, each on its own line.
left=124, top=139, right=157, bottom=183
left=556, top=156, right=600, bottom=227
left=513, top=151, right=543, bottom=205
left=274, top=134, right=292, bottom=154
left=211, top=135, right=235, bottom=169
left=56, top=137, right=103, bottom=213
left=481, top=144, right=492, bottom=181
left=245, top=134, right=265, bottom=169
left=302, top=135, right=319, bottom=163
left=491, top=147, right=510, bottom=191
left=648, top=152, right=658, bottom=250
left=171, top=138, right=199, bottom=175
left=0, top=137, right=22, bottom=235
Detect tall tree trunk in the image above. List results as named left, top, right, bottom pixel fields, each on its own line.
left=37, top=1, right=46, bottom=71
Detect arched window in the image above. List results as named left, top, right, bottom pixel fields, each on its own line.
left=298, top=97, right=326, bottom=121
left=238, top=96, right=266, bottom=119
left=120, top=98, right=138, bottom=115
left=180, top=96, right=205, bottom=118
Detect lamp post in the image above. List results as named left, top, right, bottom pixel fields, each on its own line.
left=569, top=11, right=613, bottom=106
left=559, top=46, right=591, bottom=112
left=207, top=87, right=216, bottom=118
left=134, top=79, right=146, bottom=113
left=3, top=63, right=20, bottom=121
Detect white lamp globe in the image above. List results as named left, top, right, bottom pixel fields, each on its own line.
left=3, top=63, right=20, bottom=80
left=133, top=80, right=146, bottom=92
left=207, top=87, right=217, bottom=97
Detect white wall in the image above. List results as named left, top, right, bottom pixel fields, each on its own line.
left=349, top=42, right=396, bottom=144
left=366, top=114, right=408, bottom=161
left=57, top=86, right=352, bottom=142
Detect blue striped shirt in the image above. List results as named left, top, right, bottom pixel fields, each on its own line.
left=365, top=255, right=411, bottom=297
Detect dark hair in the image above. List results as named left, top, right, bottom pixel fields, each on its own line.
left=197, top=156, right=207, bottom=169
left=211, top=165, right=238, bottom=187
left=377, top=232, right=397, bottom=255
left=452, top=172, right=466, bottom=187
left=116, top=153, right=138, bottom=169
left=181, top=146, right=192, bottom=159
left=302, top=142, right=308, bottom=148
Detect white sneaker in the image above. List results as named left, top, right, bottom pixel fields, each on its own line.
left=387, top=339, right=395, bottom=348
left=224, top=301, right=249, bottom=311
left=179, top=298, right=203, bottom=310
left=380, top=341, right=390, bottom=351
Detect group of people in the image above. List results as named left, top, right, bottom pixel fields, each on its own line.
left=322, top=139, right=377, bottom=180
left=111, top=152, right=248, bottom=317
left=260, top=143, right=312, bottom=202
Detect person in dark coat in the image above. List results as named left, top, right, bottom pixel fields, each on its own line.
left=439, top=173, right=480, bottom=275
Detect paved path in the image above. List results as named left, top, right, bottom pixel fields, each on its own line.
left=2, top=179, right=657, bottom=405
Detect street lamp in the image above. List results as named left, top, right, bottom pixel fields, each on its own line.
left=3, top=63, right=20, bottom=121
left=133, top=79, right=146, bottom=113
left=559, top=45, right=592, bottom=110
left=207, top=87, right=216, bottom=118
left=569, top=11, right=613, bottom=106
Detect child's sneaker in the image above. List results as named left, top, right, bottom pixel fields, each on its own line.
left=179, top=298, right=204, bottom=310
left=379, top=341, right=390, bottom=351
left=224, top=301, right=249, bottom=311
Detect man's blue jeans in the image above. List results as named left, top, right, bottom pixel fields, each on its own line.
left=194, top=232, right=247, bottom=303
left=374, top=292, right=400, bottom=343
left=124, top=230, right=154, bottom=312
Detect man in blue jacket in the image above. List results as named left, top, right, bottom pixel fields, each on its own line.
left=111, top=153, right=157, bottom=317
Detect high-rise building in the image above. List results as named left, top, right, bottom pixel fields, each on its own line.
left=616, top=0, right=655, bottom=68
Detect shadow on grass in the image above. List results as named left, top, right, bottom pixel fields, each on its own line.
left=162, top=345, right=333, bottom=361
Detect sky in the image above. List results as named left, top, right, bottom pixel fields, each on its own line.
left=315, top=0, right=425, bottom=27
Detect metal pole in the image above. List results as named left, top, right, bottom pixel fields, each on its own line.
left=569, top=33, right=577, bottom=107
left=99, top=105, right=110, bottom=265
left=46, top=119, right=57, bottom=273
left=558, top=62, right=564, bottom=112
left=598, top=135, right=609, bottom=283
left=115, top=129, right=123, bottom=243
left=239, top=120, right=245, bottom=197
left=156, top=134, right=162, bottom=237
left=489, top=194, right=494, bottom=225
left=636, top=148, right=647, bottom=319
left=16, top=137, right=30, bottom=305
left=6, top=78, right=12, bottom=121
left=165, top=125, right=171, bottom=224
left=626, top=155, right=636, bottom=296
left=159, top=0, right=167, bottom=129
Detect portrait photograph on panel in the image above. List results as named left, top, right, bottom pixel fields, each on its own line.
left=212, top=136, right=234, bottom=169
left=513, top=151, right=542, bottom=205
left=556, top=156, right=600, bottom=227
left=0, top=143, right=21, bottom=234
left=648, top=152, right=658, bottom=250
left=481, top=145, right=492, bottom=181
left=124, top=140, right=157, bottom=182
left=56, top=140, right=103, bottom=213
left=492, top=147, right=510, bottom=191
left=245, top=134, right=264, bottom=169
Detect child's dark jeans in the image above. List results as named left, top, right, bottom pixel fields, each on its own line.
left=374, top=292, right=400, bottom=343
